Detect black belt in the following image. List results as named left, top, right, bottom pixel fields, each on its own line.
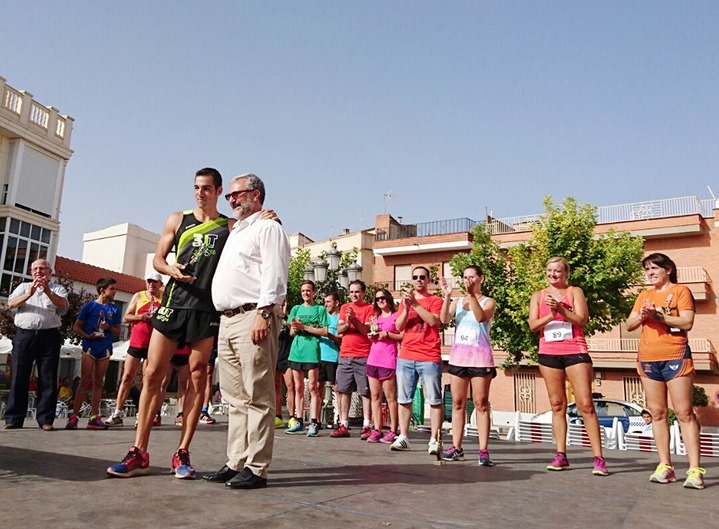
left=17, top=327, right=59, bottom=335
left=221, top=303, right=258, bottom=318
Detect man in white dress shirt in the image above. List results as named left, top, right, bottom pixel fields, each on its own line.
left=203, top=173, right=290, bottom=490
left=5, top=259, right=68, bottom=430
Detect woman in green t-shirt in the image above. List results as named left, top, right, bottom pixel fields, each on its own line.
left=285, top=280, right=329, bottom=437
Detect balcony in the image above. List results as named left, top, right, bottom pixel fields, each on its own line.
left=0, top=76, right=74, bottom=154
left=491, top=196, right=715, bottom=235
left=437, top=335, right=717, bottom=373
left=376, top=217, right=480, bottom=241
left=377, top=276, right=462, bottom=293
left=379, top=196, right=716, bottom=244
left=676, top=266, right=712, bottom=301
left=587, top=338, right=718, bottom=373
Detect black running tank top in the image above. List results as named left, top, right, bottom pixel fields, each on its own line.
left=159, top=211, right=229, bottom=312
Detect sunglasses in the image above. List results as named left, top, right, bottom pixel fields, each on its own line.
left=224, top=189, right=253, bottom=201
left=375, top=296, right=387, bottom=302
left=412, top=275, right=427, bottom=280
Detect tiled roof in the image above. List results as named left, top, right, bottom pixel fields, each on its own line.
left=54, top=256, right=146, bottom=294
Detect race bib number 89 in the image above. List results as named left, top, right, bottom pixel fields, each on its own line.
left=544, top=321, right=572, bottom=342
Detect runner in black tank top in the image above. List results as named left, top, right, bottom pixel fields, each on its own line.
left=158, top=210, right=229, bottom=314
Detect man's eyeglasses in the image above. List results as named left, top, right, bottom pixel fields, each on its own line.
left=412, top=275, right=427, bottom=280
left=375, top=296, right=387, bottom=302
left=31, top=266, right=50, bottom=272
left=224, top=189, right=253, bottom=201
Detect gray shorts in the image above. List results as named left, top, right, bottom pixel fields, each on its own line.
left=336, top=356, right=369, bottom=397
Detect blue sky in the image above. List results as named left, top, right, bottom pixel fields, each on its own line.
left=4, top=1, right=718, bottom=260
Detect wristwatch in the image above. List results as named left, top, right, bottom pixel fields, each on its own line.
left=258, top=309, right=272, bottom=320
left=653, top=312, right=664, bottom=321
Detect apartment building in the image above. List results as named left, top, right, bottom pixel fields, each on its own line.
left=373, top=196, right=719, bottom=426
left=289, top=228, right=376, bottom=287
left=0, top=76, right=74, bottom=297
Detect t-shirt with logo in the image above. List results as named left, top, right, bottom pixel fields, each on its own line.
left=632, top=284, right=695, bottom=362
left=78, top=300, right=121, bottom=354
left=397, top=295, right=443, bottom=363
left=288, top=304, right=329, bottom=364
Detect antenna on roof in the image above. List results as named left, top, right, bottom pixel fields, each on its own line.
left=384, top=191, right=392, bottom=213
left=708, top=186, right=719, bottom=209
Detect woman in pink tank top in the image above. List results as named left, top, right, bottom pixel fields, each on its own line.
left=528, top=257, right=607, bottom=476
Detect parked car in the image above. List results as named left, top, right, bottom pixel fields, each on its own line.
left=529, top=399, right=645, bottom=433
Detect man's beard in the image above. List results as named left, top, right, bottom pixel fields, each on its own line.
left=232, top=202, right=250, bottom=220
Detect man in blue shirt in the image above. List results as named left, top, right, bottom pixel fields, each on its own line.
left=65, top=277, right=121, bottom=430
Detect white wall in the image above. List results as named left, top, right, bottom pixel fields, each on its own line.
left=82, top=223, right=160, bottom=277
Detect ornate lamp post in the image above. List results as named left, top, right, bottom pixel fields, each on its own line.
left=312, top=257, right=329, bottom=283
left=346, top=261, right=363, bottom=282
left=326, top=243, right=341, bottom=273
left=303, top=263, right=315, bottom=282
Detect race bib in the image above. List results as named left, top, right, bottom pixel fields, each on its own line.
left=544, top=321, right=573, bottom=342
left=456, top=326, right=479, bottom=346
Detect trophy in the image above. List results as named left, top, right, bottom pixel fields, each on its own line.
left=369, top=315, right=380, bottom=337
left=181, top=238, right=211, bottom=276
left=433, top=428, right=445, bottom=466
left=91, top=313, right=106, bottom=339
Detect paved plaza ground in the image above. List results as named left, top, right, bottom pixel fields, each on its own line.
left=1, top=416, right=717, bottom=529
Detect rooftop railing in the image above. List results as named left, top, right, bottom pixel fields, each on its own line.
left=380, top=196, right=716, bottom=240
left=0, top=76, right=73, bottom=149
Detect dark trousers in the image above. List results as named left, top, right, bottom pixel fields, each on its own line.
left=5, top=328, right=62, bottom=427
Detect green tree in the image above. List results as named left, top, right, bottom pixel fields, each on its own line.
left=451, top=196, right=645, bottom=367
left=287, top=248, right=311, bottom=308
left=0, top=276, right=94, bottom=344
left=692, top=385, right=709, bottom=408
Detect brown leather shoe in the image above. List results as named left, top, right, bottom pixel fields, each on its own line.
left=4, top=423, right=22, bottom=429
left=41, top=424, right=55, bottom=431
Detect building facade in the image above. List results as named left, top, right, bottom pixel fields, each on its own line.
left=0, top=76, right=74, bottom=297
left=373, top=196, right=719, bottom=426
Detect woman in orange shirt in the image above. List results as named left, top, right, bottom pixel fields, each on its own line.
left=626, top=253, right=703, bottom=489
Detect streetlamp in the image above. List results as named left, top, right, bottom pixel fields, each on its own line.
left=326, top=243, right=341, bottom=273
left=338, top=268, right=349, bottom=289
left=346, top=261, right=363, bottom=282
left=312, top=257, right=329, bottom=283
left=303, top=263, right=315, bottom=281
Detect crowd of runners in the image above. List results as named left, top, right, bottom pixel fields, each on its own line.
left=3, top=167, right=706, bottom=490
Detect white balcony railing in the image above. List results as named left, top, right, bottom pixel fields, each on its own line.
left=56, top=117, right=66, bottom=137
left=597, top=196, right=713, bottom=223
left=587, top=338, right=714, bottom=353
left=378, top=276, right=462, bottom=293
left=0, top=76, right=72, bottom=146
left=677, top=266, right=710, bottom=284
left=490, top=196, right=715, bottom=235
left=440, top=335, right=714, bottom=354
left=29, top=102, right=49, bottom=129
left=2, top=84, right=22, bottom=114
